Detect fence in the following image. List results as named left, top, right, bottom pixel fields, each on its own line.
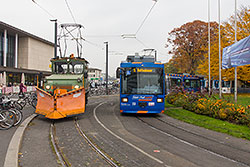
left=0, top=86, right=36, bottom=95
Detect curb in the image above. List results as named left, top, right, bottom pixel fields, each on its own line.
left=4, top=114, right=37, bottom=167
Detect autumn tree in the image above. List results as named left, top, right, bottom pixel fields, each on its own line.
left=197, top=6, right=250, bottom=83
left=164, top=59, right=178, bottom=74
left=166, top=20, right=218, bottom=74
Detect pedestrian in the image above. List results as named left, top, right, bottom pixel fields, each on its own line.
left=19, top=82, right=26, bottom=97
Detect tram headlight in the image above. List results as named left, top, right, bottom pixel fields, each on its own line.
left=157, top=98, right=163, bottom=103
left=121, top=98, right=128, bottom=103
left=74, top=85, right=80, bottom=89
left=45, top=85, right=50, bottom=90
left=77, top=78, right=82, bottom=83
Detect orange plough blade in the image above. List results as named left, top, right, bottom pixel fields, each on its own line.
left=35, top=88, right=54, bottom=116
left=57, top=88, right=86, bottom=117
left=35, top=87, right=86, bottom=119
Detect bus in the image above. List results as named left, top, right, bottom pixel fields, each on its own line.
left=116, top=53, right=165, bottom=114
left=166, top=73, right=204, bottom=92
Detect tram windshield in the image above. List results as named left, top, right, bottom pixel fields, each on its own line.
left=121, top=68, right=163, bottom=95
left=53, top=62, right=84, bottom=74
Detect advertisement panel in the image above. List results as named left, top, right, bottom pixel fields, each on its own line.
left=222, top=35, right=250, bottom=69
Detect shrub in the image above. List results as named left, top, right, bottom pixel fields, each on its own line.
left=166, top=89, right=250, bottom=127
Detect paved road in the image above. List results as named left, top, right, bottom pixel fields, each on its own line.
left=15, top=96, right=250, bottom=166
left=0, top=106, right=35, bottom=167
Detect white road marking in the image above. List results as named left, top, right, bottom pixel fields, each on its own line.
left=147, top=123, right=248, bottom=167
left=93, top=102, right=164, bottom=164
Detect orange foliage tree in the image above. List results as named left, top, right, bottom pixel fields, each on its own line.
left=166, top=20, right=218, bottom=74
left=197, top=6, right=250, bottom=83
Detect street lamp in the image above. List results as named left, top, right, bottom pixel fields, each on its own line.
left=104, top=42, right=109, bottom=95
left=50, top=19, right=57, bottom=58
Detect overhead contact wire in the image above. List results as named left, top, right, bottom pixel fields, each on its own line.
left=64, top=0, right=77, bottom=23
left=135, top=0, right=158, bottom=35
left=32, top=0, right=56, bottom=19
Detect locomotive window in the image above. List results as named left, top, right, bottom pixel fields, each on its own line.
left=74, top=64, right=84, bottom=74
left=54, top=63, right=68, bottom=74
left=61, top=64, right=68, bottom=73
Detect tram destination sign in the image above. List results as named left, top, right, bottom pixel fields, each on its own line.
left=133, top=68, right=155, bottom=73
left=222, top=35, right=250, bottom=69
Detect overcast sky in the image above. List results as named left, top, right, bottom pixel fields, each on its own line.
left=0, top=0, right=249, bottom=76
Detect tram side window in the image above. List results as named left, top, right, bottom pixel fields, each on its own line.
left=185, top=79, right=200, bottom=88
left=185, top=79, right=191, bottom=88
left=171, top=79, right=181, bottom=87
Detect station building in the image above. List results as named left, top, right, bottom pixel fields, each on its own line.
left=0, top=21, right=53, bottom=93
left=88, top=68, right=102, bottom=82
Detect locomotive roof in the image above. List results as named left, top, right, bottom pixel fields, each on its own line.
left=51, top=56, right=89, bottom=64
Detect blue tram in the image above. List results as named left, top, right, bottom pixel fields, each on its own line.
left=116, top=53, right=165, bottom=114
left=166, top=73, right=204, bottom=92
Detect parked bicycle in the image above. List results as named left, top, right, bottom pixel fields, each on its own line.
left=0, top=109, right=16, bottom=130
left=17, top=92, right=37, bottom=109
left=0, top=96, right=23, bottom=127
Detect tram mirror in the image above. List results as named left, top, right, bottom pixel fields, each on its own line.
left=116, top=68, right=121, bottom=78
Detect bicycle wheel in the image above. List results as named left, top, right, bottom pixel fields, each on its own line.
left=18, top=98, right=26, bottom=108
left=13, top=109, right=23, bottom=126
left=14, top=101, right=23, bottom=111
left=0, top=110, right=16, bottom=130
left=31, top=98, right=37, bottom=109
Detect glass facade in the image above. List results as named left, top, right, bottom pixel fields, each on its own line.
left=0, top=31, right=16, bottom=67
left=25, top=74, right=37, bottom=86
left=7, top=34, right=15, bottom=67
left=6, top=72, right=21, bottom=86
left=0, top=32, right=3, bottom=66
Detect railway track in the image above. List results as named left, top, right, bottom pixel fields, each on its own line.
left=74, top=118, right=120, bottom=167
left=50, top=123, right=71, bottom=167
left=50, top=100, right=120, bottom=167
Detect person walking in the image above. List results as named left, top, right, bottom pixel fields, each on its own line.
left=19, top=83, right=26, bottom=97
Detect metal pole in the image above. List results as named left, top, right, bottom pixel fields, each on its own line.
left=50, top=19, right=57, bottom=58
left=208, top=0, right=211, bottom=95
left=3, top=30, right=7, bottom=67
left=155, top=50, right=157, bottom=61
left=218, top=0, right=222, bottom=98
left=105, top=42, right=109, bottom=95
left=15, top=34, right=18, bottom=68
left=234, top=0, right=238, bottom=103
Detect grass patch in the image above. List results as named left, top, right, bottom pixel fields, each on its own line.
left=213, top=93, right=250, bottom=107
left=165, top=102, right=175, bottom=108
left=164, top=108, right=250, bottom=140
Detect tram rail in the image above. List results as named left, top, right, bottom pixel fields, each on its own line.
left=74, top=118, right=120, bottom=167
left=49, top=99, right=120, bottom=167
left=50, top=123, right=71, bottom=167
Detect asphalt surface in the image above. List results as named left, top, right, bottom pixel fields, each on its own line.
left=19, top=117, right=58, bottom=167
left=4, top=95, right=250, bottom=167
left=0, top=106, right=35, bottom=167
